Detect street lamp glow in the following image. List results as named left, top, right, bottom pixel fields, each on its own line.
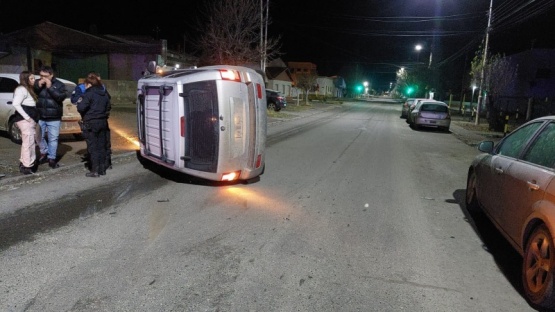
left=415, top=44, right=422, bottom=62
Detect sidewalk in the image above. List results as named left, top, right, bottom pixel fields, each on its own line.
left=449, top=113, right=505, bottom=146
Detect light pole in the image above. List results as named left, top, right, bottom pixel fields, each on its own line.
left=471, top=85, right=477, bottom=115
left=476, top=0, right=493, bottom=125
left=363, top=81, right=369, bottom=97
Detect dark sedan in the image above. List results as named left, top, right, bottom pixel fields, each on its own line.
left=265, top=89, right=287, bottom=112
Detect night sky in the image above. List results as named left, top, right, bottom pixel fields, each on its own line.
left=2, top=0, right=554, bottom=91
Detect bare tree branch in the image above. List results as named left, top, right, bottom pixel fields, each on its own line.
left=195, top=0, right=282, bottom=67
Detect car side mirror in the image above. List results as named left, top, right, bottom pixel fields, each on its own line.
left=477, top=141, right=494, bottom=153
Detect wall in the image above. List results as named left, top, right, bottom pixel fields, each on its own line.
left=103, top=80, right=137, bottom=106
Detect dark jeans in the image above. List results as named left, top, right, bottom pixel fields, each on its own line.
left=84, top=119, right=108, bottom=174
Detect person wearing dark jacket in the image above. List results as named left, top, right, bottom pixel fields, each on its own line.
left=71, top=75, right=112, bottom=170
left=76, top=73, right=111, bottom=177
left=34, top=65, right=67, bottom=169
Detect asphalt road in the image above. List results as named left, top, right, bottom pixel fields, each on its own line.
left=0, top=100, right=531, bottom=312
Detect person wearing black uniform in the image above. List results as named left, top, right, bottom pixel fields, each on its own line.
left=71, top=73, right=112, bottom=170
left=76, top=72, right=111, bottom=177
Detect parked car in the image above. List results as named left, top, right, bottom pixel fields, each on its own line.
left=265, top=89, right=287, bottom=112
left=0, top=73, right=82, bottom=144
left=407, top=100, right=450, bottom=131
left=405, top=98, right=431, bottom=124
left=466, top=116, right=555, bottom=311
left=400, top=98, right=416, bottom=119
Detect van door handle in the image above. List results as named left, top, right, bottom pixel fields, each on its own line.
left=494, top=167, right=504, bottom=174
left=527, top=181, right=540, bottom=191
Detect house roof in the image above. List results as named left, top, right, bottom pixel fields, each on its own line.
left=0, top=21, right=161, bottom=54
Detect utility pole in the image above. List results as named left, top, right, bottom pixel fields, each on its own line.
left=260, top=0, right=264, bottom=71
left=476, top=0, right=493, bottom=125
left=259, top=0, right=269, bottom=72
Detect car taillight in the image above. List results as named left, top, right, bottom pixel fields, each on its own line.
left=219, top=69, right=241, bottom=82
left=257, top=84, right=263, bottom=99
left=180, top=116, right=185, bottom=137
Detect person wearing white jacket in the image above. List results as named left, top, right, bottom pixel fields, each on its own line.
left=12, top=71, right=39, bottom=174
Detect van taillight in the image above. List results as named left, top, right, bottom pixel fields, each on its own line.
left=180, top=116, right=185, bottom=137
left=222, top=171, right=240, bottom=181
left=219, top=69, right=241, bottom=81
left=256, top=154, right=262, bottom=168
left=257, top=84, right=262, bottom=99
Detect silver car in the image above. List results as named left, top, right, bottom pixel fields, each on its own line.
left=0, top=73, right=82, bottom=143
left=466, top=116, right=555, bottom=310
left=408, top=100, right=450, bottom=131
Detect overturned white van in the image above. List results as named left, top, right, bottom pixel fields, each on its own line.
left=137, top=64, right=267, bottom=182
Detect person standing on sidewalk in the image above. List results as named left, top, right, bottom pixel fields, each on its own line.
left=12, top=71, right=39, bottom=174
left=71, top=72, right=112, bottom=170
left=76, top=72, right=111, bottom=177
left=34, top=65, right=67, bottom=169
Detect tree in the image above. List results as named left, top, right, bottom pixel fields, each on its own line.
left=470, top=48, right=518, bottom=130
left=195, top=0, right=281, bottom=67
left=296, top=73, right=318, bottom=105
left=395, top=66, right=433, bottom=99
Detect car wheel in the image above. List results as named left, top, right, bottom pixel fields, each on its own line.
left=8, top=119, right=23, bottom=144
left=465, top=169, right=479, bottom=212
left=267, top=102, right=277, bottom=112
left=522, top=224, right=555, bottom=310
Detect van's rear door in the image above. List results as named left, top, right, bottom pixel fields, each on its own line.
left=182, top=81, right=219, bottom=173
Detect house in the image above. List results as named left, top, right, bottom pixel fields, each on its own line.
left=0, top=21, right=197, bottom=103
left=315, top=76, right=334, bottom=97
left=492, top=48, right=555, bottom=120
left=265, top=58, right=293, bottom=96
left=286, top=61, right=346, bottom=99
left=287, top=61, right=318, bottom=87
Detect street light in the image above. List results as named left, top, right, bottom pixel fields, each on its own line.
left=415, top=44, right=422, bottom=63
left=363, top=81, right=369, bottom=97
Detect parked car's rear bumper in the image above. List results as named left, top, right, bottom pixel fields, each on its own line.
left=415, top=117, right=450, bottom=128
